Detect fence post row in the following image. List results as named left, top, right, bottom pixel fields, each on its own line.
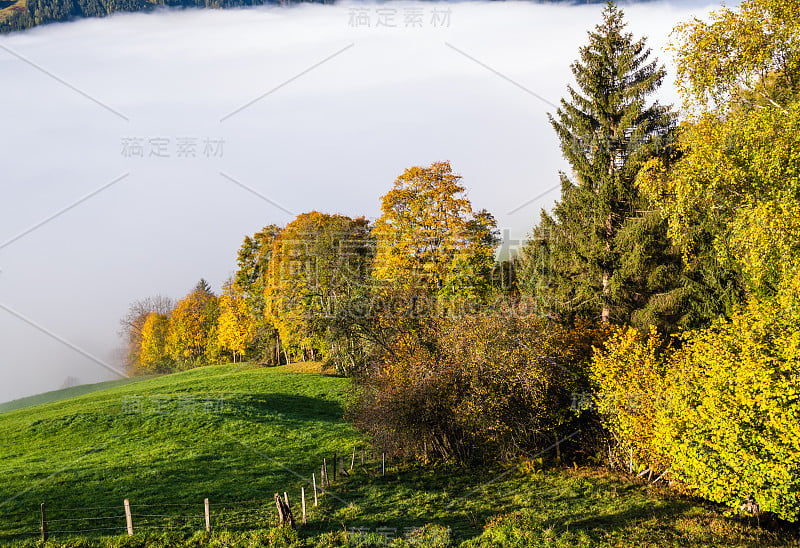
left=30, top=448, right=389, bottom=541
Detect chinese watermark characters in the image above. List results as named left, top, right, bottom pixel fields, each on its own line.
left=121, top=137, right=225, bottom=158
left=347, top=7, right=451, bottom=29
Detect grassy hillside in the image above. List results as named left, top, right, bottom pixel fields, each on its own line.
left=0, top=363, right=360, bottom=544
left=0, top=363, right=794, bottom=547
left=0, top=377, right=155, bottom=414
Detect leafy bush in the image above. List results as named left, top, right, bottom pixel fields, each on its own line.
left=591, top=310, right=800, bottom=522
left=350, top=302, right=608, bottom=461
left=663, top=307, right=800, bottom=522
left=589, top=326, right=676, bottom=474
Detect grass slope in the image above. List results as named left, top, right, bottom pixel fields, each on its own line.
left=0, top=364, right=359, bottom=544
left=0, top=377, right=155, bottom=414
left=0, top=363, right=794, bottom=547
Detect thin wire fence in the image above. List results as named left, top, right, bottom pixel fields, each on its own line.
left=0, top=445, right=385, bottom=544
left=0, top=498, right=280, bottom=541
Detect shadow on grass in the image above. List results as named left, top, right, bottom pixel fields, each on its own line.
left=217, top=393, right=346, bottom=423
left=547, top=496, right=693, bottom=535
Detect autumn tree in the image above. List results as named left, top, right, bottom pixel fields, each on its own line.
left=217, top=280, right=255, bottom=362
left=641, top=0, right=800, bottom=307
left=165, top=279, right=218, bottom=368
left=267, top=212, right=372, bottom=362
left=138, top=312, right=170, bottom=372
left=372, top=161, right=499, bottom=306
left=672, top=0, right=800, bottom=114
left=523, top=2, right=681, bottom=328
left=235, top=224, right=283, bottom=364
left=119, top=295, right=174, bottom=371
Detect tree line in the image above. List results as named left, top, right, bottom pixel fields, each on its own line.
left=120, top=0, right=800, bottom=523
left=0, top=0, right=337, bottom=33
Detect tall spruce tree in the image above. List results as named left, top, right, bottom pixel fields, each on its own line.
left=522, top=2, right=683, bottom=328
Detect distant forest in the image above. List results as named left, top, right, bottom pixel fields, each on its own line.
left=0, top=0, right=602, bottom=33
left=0, top=0, right=324, bottom=33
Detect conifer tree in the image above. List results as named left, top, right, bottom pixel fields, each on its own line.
left=523, top=2, right=682, bottom=328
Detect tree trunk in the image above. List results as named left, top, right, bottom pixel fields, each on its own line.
left=601, top=270, right=611, bottom=324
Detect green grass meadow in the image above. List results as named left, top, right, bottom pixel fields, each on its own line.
left=0, top=364, right=795, bottom=547
left=0, top=364, right=359, bottom=543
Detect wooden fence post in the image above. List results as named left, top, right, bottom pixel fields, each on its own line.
left=204, top=498, right=210, bottom=532
left=274, top=493, right=295, bottom=528
left=40, top=503, right=47, bottom=542
left=124, top=498, right=133, bottom=536
left=350, top=447, right=356, bottom=471
left=275, top=493, right=284, bottom=525
left=301, top=487, right=306, bottom=525
left=313, top=473, right=318, bottom=506
left=323, top=458, right=328, bottom=487
left=382, top=452, right=385, bottom=476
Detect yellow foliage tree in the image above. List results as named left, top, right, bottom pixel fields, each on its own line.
left=590, top=326, right=676, bottom=474
left=138, top=312, right=170, bottom=372
left=217, top=281, right=255, bottom=362
left=662, top=308, right=800, bottom=522
left=601, top=1, right=800, bottom=521
left=672, top=0, right=800, bottom=114
left=165, top=280, right=218, bottom=368
left=372, top=161, right=498, bottom=302
left=265, top=211, right=372, bottom=361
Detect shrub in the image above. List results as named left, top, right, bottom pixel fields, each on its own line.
left=663, top=307, right=800, bottom=522
left=349, top=301, right=609, bottom=461
left=591, top=308, right=800, bottom=522
left=589, top=326, right=676, bottom=474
